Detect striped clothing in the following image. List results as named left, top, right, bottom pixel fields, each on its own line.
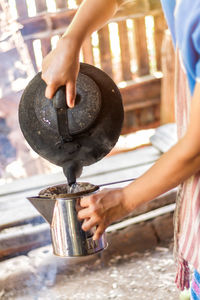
left=174, top=52, right=200, bottom=290
left=191, top=270, right=200, bottom=300
left=160, top=0, right=200, bottom=291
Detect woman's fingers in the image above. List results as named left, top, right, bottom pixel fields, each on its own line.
left=93, top=224, right=105, bottom=241
left=80, top=194, right=97, bottom=208
left=78, top=207, right=91, bottom=220
left=66, top=81, right=76, bottom=108
left=45, top=84, right=58, bottom=99
left=44, top=80, right=76, bottom=106
left=81, top=217, right=97, bottom=231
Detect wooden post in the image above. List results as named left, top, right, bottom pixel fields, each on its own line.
left=154, top=13, right=166, bottom=71
left=35, top=0, right=47, bottom=13
left=160, top=30, right=175, bottom=124
left=134, top=17, right=150, bottom=76
left=98, top=25, right=113, bottom=78
left=41, top=38, right=52, bottom=57
left=15, top=0, right=28, bottom=18
left=56, top=0, right=68, bottom=9
left=25, top=40, right=38, bottom=72
left=35, top=0, right=51, bottom=60
left=118, top=20, right=132, bottom=81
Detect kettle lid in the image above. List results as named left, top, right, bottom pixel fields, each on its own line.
left=34, top=72, right=102, bottom=136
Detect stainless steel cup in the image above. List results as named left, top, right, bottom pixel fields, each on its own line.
left=28, top=192, right=107, bottom=257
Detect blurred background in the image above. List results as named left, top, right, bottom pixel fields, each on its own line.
left=0, top=0, right=175, bottom=185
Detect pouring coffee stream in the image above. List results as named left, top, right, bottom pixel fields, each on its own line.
left=19, top=62, right=125, bottom=257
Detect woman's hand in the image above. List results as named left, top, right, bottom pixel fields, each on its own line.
left=78, top=188, right=131, bottom=240
left=41, top=36, right=81, bottom=108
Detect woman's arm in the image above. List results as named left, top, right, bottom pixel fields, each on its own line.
left=78, top=82, right=200, bottom=240
left=124, top=82, right=200, bottom=209
left=42, top=0, right=120, bottom=107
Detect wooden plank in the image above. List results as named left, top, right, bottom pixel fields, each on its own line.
left=19, top=5, right=162, bottom=40
left=123, top=120, right=160, bottom=135
left=124, top=97, right=159, bottom=111
left=160, top=30, right=175, bottom=124
left=41, top=37, right=52, bottom=57
left=20, top=10, right=76, bottom=39
left=15, top=0, right=28, bottom=18
left=56, top=0, right=68, bottom=9
left=107, top=203, right=175, bottom=232
left=118, top=20, right=132, bottom=81
left=154, top=13, right=166, bottom=71
left=81, top=36, right=94, bottom=65
left=98, top=25, right=113, bottom=78
left=0, top=223, right=50, bottom=258
left=150, top=123, right=177, bottom=153
left=120, top=75, right=161, bottom=105
left=130, top=188, right=177, bottom=218
left=134, top=17, right=150, bottom=76
left=24, top=39, right=38, bottom=72
left=0, top=146, right=160, bottom=197
left=149, top=0, right=162, bottom=10
left=35, top=0, right=47, bottom=13
left=122, top=110, right=160, bottom=135
left=81, top=145, right=160, bottom=179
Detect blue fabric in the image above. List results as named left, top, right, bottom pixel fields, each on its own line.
left=160, top=0, right=200, bottom=95
left=160, top=0, right=176, bottom=46
left=191, top=270, right=200, bottom=300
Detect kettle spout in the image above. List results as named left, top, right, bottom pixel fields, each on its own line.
left=63, top=162, right=82, bottom=186
left=28, top=197, right=56, bottom=224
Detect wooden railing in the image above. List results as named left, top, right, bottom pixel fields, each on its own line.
left=15, top=0, right=167, bottom=134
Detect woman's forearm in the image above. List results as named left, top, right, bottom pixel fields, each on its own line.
left=63, top=0, right=119, bottom=46
left=124, top=136, right=200, bottom=211
left=124, top=83, right=200, bottom=211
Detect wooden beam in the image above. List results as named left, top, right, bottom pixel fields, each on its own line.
left=40, top=37, right=52, bottom=57
left=18, top=6, right=162, bottom=40
left=24, top=40, right=38, bottom=72
left=35, top=0, right=47, bottom=13
left=107, top=203, right=175, bottom=232
left=19, top=9, right=77, bottom=38
left=154, top=13, right=167, bottom=71
left=0, top=223, right=51, bottom=258
left=118, top=20, right=132, bottom=81
left=119, top=75, right=161, bottom=105
left=15, top=0, right=28, bottom=18
left=160, top=30, right=175, bottom=124
left=56, top=0, right=68, bottom=10
left=98, top=25, right=113, bottom=78
left=124, top=98, right=160, bottom=112
left=134, top=17, right=150, bottom=76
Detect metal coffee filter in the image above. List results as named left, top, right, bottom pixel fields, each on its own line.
left=39, top=182, right=99, bottom=199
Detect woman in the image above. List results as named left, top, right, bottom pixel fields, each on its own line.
left=42, top=0, right=200, bottom=297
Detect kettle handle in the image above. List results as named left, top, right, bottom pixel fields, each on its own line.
left=53, top=86, right=73, bottom=143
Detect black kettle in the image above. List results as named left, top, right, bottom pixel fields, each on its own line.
left=18, top=63, right=124, bottom=184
